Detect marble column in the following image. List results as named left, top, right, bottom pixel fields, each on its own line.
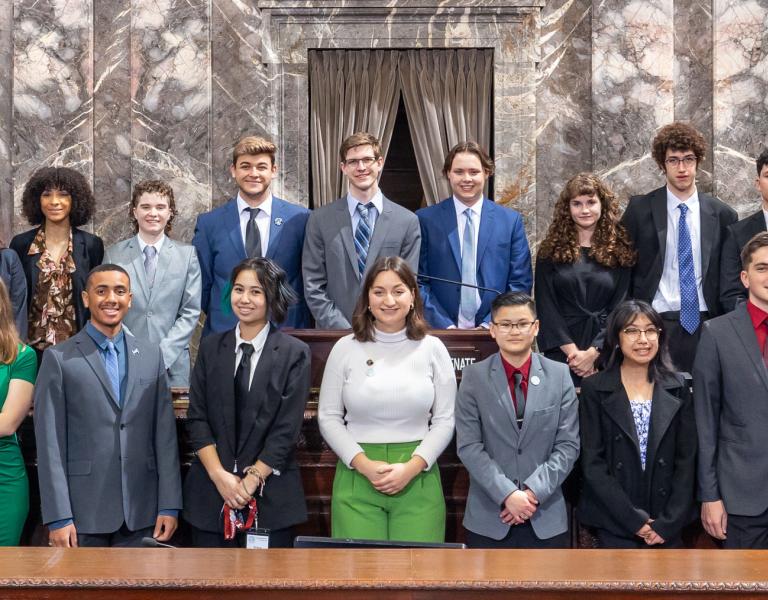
left=130, top=0, right=212, bottom=242
left=592, top=0, right=675, bottom=202
left=0, top=1, right=12, bottom=245
left=713, top=0, right=768, bottom=216
left=13, top=0, right=94, bottom=232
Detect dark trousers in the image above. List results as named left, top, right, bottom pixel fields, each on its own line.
left=464, top=523, right=570, bottom=549
left=660, top=311, right=708, bottom=374
left=190, top=525, right=294, bottom=548
left=725, top=507, right=768, bottom=549
left=595, top=528, right=683, bottom=549
left=77, top=523, right=154, bottom=547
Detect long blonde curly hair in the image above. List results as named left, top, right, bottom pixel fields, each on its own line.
left=538, top=173, right=636, bottom=268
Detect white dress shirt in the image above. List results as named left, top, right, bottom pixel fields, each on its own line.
left=347, top=190, right=383, bottom=233
left=136, top=232, right=166, bottom=256
left=237, top=192, right=272, bottom=255
left=453, top=196, right=483, bottom=329
left=233, top=322, right=270, bottom=389
left=652, top=187, right=707, bottom=312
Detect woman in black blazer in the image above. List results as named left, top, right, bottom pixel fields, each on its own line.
left=184, top=257, right=311, bottom=548
left=578, top=299, right=696, bottom=548
left=9, top=168, right=103, bottom=360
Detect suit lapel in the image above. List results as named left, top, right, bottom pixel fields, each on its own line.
left=519, top=354, right=543, bottom=444
left=441, top=199, right=462, bottom=272
left=650, top=188, right=668, bottom=276
left=121, top=333, right=140, bottom=412
left=236, top=327, right=277, bottom=456
left=732, top=305, right=768, bottom=392
left=218, top=330, right=238, bottom=459
left=336, top=198, right=359, bottom=277
left=150, top=238, right=174, bottom=300
left=699, top=194, right=717, bottom=282
left=225, top=199, right=247, bottom=260
left=366, top=197, right=393, bottom=270
left=75, top=331, right=120, bottom=410
left=266, top=197, right=286, bottom=259
left=602, top=386, right=642, bottom=459
left=489, top=354, right=520, bottom=439
left=644, top=376, right=682, bottom=472
left=127, top=238, right=150, bottom=303
left=475, top=199, right=495, bottom=269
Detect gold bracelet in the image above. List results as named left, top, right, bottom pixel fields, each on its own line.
left=244, top=466, right=266, bottom=496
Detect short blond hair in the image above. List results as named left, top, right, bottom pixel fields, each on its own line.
left=232, top=136, right=277, bottom=165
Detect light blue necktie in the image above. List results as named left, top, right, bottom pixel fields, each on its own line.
left=354, top=202, right=373, bottom=278
left=143, top=245, right=157, bottom=288
left=460, top=208, right=479, bottom=323
left=677, top=203, right=700, bottom=334
left=105, top=340, right=121, bottom=406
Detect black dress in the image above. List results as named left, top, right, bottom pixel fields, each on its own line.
left=534, top=248, right=630, bottom=384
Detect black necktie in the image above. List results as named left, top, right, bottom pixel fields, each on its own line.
left=245, top=208, right=262, bottom=258
left=234, top=343, right=255, bottom=451
left=513, top=372, right=525, bottom=428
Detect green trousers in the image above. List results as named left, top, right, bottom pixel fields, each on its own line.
left=331, top=441, right=446, bottom=543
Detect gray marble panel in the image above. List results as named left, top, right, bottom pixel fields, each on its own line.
left=592, top=0, right=675, bottom=204
left=713, top=0, right=768, bottom=217
left=93, top=0, right=131, bottom=245
left=13, top=0, right=94, bottom=233
left=534, top=0, right=592, bottom=244
left=131, top=0, right=211, bottom=244
left=0, top=1, right=12, bottom=245
left=674, top=0, right=714, bottom=193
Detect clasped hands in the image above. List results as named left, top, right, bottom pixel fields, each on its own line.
left=213, top=469, right=259, bottom=510
left=635, top=519, right=665, bottom=545
left=353, top=455, right=426, bottom=495
left=501, top=489, right=539, bottom=525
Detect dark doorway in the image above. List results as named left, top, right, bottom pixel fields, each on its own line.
left=379, top=96, right=425, bottom=212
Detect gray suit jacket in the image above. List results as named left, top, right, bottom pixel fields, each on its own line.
left=34, top=328, right=182, bottom=534
left=456, top=352, right=580, bottom=540
left=105, top=236, right=201, bottom=386
left=302, top=196, right=421, bottom=329
left=693, top=303, right=768, bottom=516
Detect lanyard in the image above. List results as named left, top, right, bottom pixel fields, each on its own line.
left=223, top=498, right=258, bottom=540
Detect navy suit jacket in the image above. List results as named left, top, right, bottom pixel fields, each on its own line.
left=193, top=197, right=311, bottom=333
left=416, top=198, right=532, bottom=328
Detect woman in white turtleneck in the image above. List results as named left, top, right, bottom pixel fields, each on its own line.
left=318, top=256, right=456, bottom=543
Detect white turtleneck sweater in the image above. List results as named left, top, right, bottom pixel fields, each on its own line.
left=318, top=328, right=456, bottom=469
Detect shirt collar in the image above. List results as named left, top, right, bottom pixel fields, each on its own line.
left=747, top=300, right=768, bottom=330
left=136, top=233, right=165, bottom=255
left=453, top=196, right=483, bottom=220
left=237, top=192, right=273, bottom=218
left=235, top=322, right=271, bottom=354
left=500, top=352, right=532, bottom=381
left=85, top=321, right=125, bottom=351
left=666, top=186, right=699, bottom=212
left=347, top=190, right=383, bottom=217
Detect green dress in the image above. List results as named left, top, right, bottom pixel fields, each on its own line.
left=0, top=344, right=37, bottom=546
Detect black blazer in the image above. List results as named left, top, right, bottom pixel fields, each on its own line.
left=719, top=209, right=766, bottom=313
left=9, top=227, right=104, bottom=331
left=577, top=366, right=697, bottom=542
left=621, top=186, right=738, bottom=317
left=0, top=248, right=28, bottom=340
left=183, top=326, right=311, bottom=533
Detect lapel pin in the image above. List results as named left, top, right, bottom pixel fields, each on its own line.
left=132, top=348, right=139, bottom=355
left=274, top=217, right=283, bottom=226
left=530, top=375, right=540, bottom=386
left=366, top=358, right=374, bottom=377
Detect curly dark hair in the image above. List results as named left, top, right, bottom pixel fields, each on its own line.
left=651, top=122, right=707, bottom=171
left=129, top=180, right=177, bottom=235
left=21, top=167, right=96, bottom=227
left=538, top=173, right=636, bottom=268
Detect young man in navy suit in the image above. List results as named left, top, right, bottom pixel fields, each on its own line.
left=193, top=137, right=310, bottom=332
left=416, top=142, right=532, bottom=329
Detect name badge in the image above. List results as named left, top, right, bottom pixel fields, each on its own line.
left=246, top=527, right=271, bottom=549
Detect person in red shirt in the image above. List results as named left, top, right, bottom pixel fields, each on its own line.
left=694, top=231, right=768, bottom=548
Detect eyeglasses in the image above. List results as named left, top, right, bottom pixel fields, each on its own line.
left=664, top=155, right=697, bottom=167
left=622, top=327, right=660, bottom=341
left=343, top=157, right=378, bottom=168
left=492, top=320, right=535, bottom=334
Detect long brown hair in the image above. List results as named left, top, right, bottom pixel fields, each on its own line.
left=0, top=279, right=20, bottom=364
left=351, top=256, right=428, bottom=342
left=538, top=172, right=636, bottom=268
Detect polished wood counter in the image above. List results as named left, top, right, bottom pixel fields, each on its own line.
left=1, top=548, right=767, bottom=599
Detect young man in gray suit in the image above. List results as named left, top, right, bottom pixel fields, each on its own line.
left=695, top=231, right=768, bottom=548
left=302, top=132, right=421, bottom=329
left=456, top=292, right=579, bottom=548
left=35, top=264, right=182, bottom=547
left=105, top=180, right=201, bottom=386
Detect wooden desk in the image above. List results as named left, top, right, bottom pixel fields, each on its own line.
left=1, top=548, right=767, bottom=599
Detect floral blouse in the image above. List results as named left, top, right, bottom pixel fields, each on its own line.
left=629, top=399, right=652, bottom=470
left=28, top=228, right=76, bottom=351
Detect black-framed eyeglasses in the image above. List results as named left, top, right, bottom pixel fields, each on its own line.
left=492, top=320, right=535, bottom=334
left=622, top=327, right=661, bottom=341
left=664, top=155, right=697, bottom=167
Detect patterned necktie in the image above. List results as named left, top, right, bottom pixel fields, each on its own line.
left=245, top=208, right=262, bottom=258
left=513, top=371, right=525, bottom=428
left=105, top=340, right=120, bottom=407
left=235, top=343, right=255, bottom=450
left=460, top=208, right=479, bottom=322
left=143, top=245, right=157, bottom=288
left=354, top=202, right=373, bottom=278
left=677, top=203, right=700, bottom=334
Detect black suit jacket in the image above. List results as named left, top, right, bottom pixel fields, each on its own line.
left=577, top=366, right=697, bottom=542
left=0, top=248, right=28, bottom=340
left=9, top=227, right=104, bottom=331
left=621, top=186, right=738, bottom=317
left=183, top=326, right=311, bottom=533
left=719, top=210, right=766, bottom=313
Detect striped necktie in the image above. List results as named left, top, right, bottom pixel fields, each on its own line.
left=354, top=202, right=374, bottom=277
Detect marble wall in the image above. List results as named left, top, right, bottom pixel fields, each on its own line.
left=2, top=0, right=767, bottom=248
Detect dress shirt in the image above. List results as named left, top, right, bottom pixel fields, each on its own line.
left=453, top=196, right=483, bottom=329
left=500, top=352, right=532, bottom=414
left=136, top=233, right=166, bottom=256
left=233, top=322, right=270, bottom=389
left=85, top=321, right=127, bottom=402
left=747, top=300, right=768, bottom=352
left=237, top=192, right=272, bottom=254
left=652, top=187, right=707, bottom=312
left=347, top=190, right=382, bottom=233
